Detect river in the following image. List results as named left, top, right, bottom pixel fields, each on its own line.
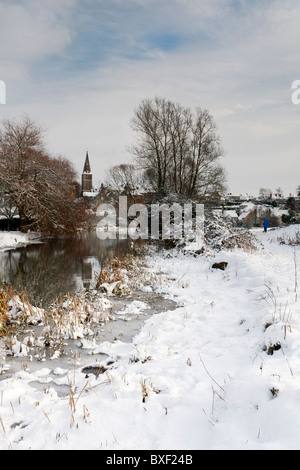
left=0, top=232, right=129, bottom=306
left=0, top=232, right=176, bottom=387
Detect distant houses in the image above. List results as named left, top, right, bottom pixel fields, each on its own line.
left=215, top=193, right=290, bottom=228
left=79, top=153, right=296, bottom=230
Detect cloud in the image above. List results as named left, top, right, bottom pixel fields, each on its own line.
left=0, top=0, right=75, bottom=63
left=1, top=0, right=300, bottom=196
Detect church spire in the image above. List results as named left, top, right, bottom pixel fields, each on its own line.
left=83, top=150, right=91, bottom=174
left=81, top=150, right=93, bottom=193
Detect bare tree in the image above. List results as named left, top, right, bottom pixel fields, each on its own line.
left=129, top=97, right=226, bottom=198
left=0, top=182, right=18, bottom=221
left=0, top=116, right=86, bottom=235
left=259, top=188, right=272, bottom=200
left=105, top=164, right=144, bottom=193
left=130, top=97, right=173, bottom=192
left=275, top=187, right=284, bottom=198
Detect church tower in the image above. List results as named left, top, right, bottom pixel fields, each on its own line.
left=81, top=151, right=93, bottom=193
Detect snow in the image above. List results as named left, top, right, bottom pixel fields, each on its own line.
left=0, top=231, right=42, bottom=251
left=2, top=225, right=300, bottom=449
left=115, top=300, right=150, bottom=316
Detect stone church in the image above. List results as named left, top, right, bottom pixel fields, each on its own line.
left=81, top=151, right=93, bottom=193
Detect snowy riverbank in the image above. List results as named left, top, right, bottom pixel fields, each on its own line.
left=1, top=225, right=300, bottom=449
left=0, top=231, right=42, bottom=251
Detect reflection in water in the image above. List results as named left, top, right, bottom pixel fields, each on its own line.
left=0, top=233, right=129, bottom=306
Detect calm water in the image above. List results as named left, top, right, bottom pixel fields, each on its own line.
left=0, top=232, right=129, bottom=306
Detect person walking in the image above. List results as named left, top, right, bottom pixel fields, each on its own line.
left=264, top=218, right=269, bottom=233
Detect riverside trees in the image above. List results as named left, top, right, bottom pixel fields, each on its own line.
left=128, top=97, right=226, bottom=199
left=0, top=116, right=86, bottom=235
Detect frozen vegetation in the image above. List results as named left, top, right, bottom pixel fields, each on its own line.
left=1, top=221, right=300, bottom=449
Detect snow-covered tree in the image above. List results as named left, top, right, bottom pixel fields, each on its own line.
left=0, top=116, right=86, bottom=235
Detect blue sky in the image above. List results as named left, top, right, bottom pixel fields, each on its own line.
left=0, top=0, right=300, bottom=196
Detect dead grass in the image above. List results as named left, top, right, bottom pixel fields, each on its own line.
left=95, top=248, right=148, bottom=292
left=0, top=285, right=17, bottom=337
left=0, top=290, right=8, bottom=335
left=0, top=284, right=113, bottom=357
left=1, top=241, right=149, bottom=351
left=96, top=254, right=126, bottom=288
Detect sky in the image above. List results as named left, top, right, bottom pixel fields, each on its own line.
left=0, top=0, right=300, bottom=197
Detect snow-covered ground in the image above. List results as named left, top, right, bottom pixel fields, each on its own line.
left=0, top=231, right=42, bottom=251
left=1, top=225, right=300, bottom=449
